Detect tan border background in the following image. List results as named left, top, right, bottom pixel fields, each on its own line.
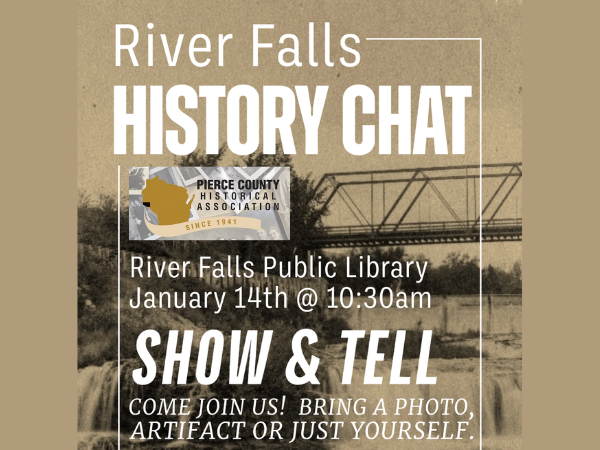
left=4, top=1, right=598, bottom=449
left=523, top=0, right=597, bottom=447
left=4, top=0, right=77, bottom=448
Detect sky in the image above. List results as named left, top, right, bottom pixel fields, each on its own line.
left=78, top=0, right=522, bottom=268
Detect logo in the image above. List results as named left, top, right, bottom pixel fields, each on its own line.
left=128, top=167, right=290, bottom=241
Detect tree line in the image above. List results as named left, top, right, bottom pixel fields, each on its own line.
left=79, top=147, right=521, bottom=296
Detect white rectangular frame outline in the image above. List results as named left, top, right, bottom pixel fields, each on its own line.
left=117, top=36, right=483, bottom=449
left=118, top=165, right=121, bottom=447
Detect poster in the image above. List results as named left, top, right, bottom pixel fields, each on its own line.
left=77, top=1, right=522, bottom=449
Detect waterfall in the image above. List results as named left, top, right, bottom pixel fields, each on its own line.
left=78, top=432, right=122, bottom=450
left=171, top=382, right=214, bottom=442
left=318, top=359, right=521, bottom=449
left=78, top=361, right=147, bottom=432
left=79, top=359, right=520, bottom=449
left=78, top=362, right=120, bottom=431
left=78, top=360, right=213, bottom=433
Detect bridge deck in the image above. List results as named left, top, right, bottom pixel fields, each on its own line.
left=306, top=218, right=521, bottom=248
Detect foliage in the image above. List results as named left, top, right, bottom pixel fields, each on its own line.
left=78, top=193, right=119, bottom=248
left=430, top=252, right=480, bottom=295
left=483, top=260, right=522, bottom=295
left=429, top=252, right=522, bottom=295
left=326, top=248, right=521, bottom=295
left=329, top=247, right=520, bottom=295
left=328, top=246, right=409, bottom=292
left=321, top=317, right=352, bottom=343
left=240, top=144, right=330, bottom=260
left=176, top=143, right=225, bottom=167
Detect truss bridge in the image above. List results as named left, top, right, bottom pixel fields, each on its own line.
left=306, top=163, right=522, bottom=249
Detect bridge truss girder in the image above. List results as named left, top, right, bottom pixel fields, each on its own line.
left=307, top=163, right=522, bottom=249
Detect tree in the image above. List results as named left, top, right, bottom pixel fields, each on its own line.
left=430, top=252, right=480, bottom=295
left=176, top=144, right=225, bottom=167
left=329, top=246, right=409, bottom=292
left=510, top=261, right=522, bottom=294
left=482, top=260, right=522, bottom=294
left=240, top=144, right=330, bottom=260
left=78, top=192, right=119, bottom=248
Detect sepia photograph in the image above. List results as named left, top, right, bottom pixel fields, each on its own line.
left=77, top=1, right=522, bottom=449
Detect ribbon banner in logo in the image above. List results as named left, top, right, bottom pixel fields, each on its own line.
left=145, top=216, right=261, bottom=238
